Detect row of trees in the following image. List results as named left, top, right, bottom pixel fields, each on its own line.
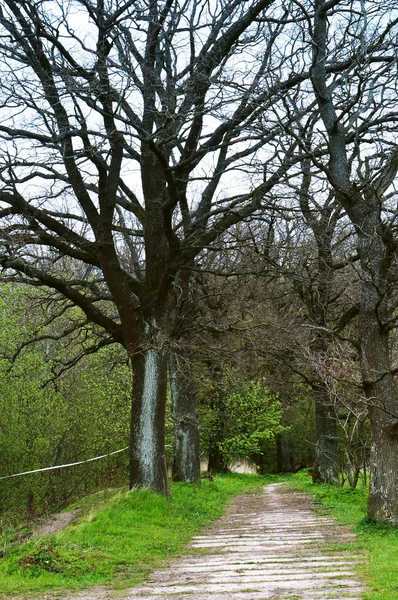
left=0, top=0, right=397, bottom=523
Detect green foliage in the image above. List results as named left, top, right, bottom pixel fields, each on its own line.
left=0, top=284, right=131, bottom=516
left=218, top=381, right=285, bottom=463
left=198, top=362, right=286, bottom=471
left=0, top=474, right=273, bottom=595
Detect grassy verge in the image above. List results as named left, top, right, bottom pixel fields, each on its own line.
left=0, top=473, right=277, bottom=597
left=287, top=471, right=398, bottom=600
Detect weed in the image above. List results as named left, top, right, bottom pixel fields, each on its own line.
left=18, top=539, right=64, bottom=574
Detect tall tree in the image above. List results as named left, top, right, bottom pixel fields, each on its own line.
left=295, top=160, right=346, bottom=483
left=169, top=351, right=200, bottom=483
left=285, top=0, right=398, bottom=522
left=0, top=0, right=301, bottom=493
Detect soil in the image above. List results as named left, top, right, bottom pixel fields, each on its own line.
left=33, top=510, right=81, bottom=538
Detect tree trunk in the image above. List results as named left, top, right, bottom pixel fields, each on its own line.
left=130, top=348, right=169, bottom=495
left=207, top=390, right=229, bottom=474
left=315, top=398, right=339, bottom=483
left=207, top=439, right=228, bottom=474
left=360, top=276, right=398, bottom=524
left=366, top=388, right=398, bottom=525
left=276, top=434, right=294, bottom=473
left=169, top=353, right=201, bottom=483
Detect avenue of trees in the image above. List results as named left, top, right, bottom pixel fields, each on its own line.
left=0, top=0, right=397, bottom=525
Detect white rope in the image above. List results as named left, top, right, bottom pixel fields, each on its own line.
left=0, top=446, right=129, bottom=481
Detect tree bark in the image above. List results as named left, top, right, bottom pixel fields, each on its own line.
left=315, top=398, right=339, bottom=483
left=130, top=346, right=169, bottom=495
left=169, top=353, right=201, bottom=483
left=365, top=357, right=398, bottom=524
left=359, top=240, right=398, bottom=523
left=368, top=416, right=398, bottom=523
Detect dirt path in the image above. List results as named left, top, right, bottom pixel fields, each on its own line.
left=33, top=510, right=81, bottom=538
left=61, top=482, right=366, bottom=600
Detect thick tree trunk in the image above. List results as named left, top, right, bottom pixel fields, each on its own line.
left=315, top=398, right=339, bottom=483
left=360, top=277, right=398, bottom=524
left=368, top=413, right=398, bottom=524
left=169, top=354, right=201, bottom=483
left=130, top=348, right=169, bottom=495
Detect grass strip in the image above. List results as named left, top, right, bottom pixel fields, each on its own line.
left=0, top=473, right=279, bottom=596
left=287, top=471, right=398, bottom=600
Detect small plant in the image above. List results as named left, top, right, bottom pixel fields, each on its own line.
left=0, top=518, right=32, bottom=559
left=18, top=539, right=64, bottom=574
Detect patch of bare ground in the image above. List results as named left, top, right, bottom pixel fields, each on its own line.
left=6, top=483, right=366, bottom=600
left=33, top=510, right=81, bottom=538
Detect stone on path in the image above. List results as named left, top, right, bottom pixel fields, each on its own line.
left=68, top=482, right=366, bottom=600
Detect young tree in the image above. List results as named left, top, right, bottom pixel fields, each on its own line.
left=0, top=0, right=301, bottom=493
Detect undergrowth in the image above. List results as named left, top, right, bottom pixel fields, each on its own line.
left=0, top=473, right=276, bottom=596
left=288, top=471, right=398, bottom=600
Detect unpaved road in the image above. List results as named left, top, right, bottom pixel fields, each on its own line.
left=60, top=482, right=366, bottom=600
left=9, top=483, right=366, bottom=600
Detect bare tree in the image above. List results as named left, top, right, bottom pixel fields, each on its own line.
left=0, top=0, right=302, bottom=493
left=293, top=155, right=360, bottom=483
left=285, top=0, right=398, bottom=522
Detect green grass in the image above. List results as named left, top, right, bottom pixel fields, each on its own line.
left=0, top=473, right=278, bottom=597
left=288, top=471, right=398, bottom=600
left=7, top=470, right=398, bottom=599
